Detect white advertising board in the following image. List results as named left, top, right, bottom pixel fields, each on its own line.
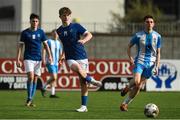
left=146, top=60, right=180, bottom=91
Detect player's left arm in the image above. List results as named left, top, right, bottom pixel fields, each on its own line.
left=156, top=35, right=162, bottom=68
left=78, top=31, right=93, bottom=44
left=154, top=35, right=162, bottom=75
left=155, top=48, right=161, bottom=68
left=42, top=46, right=46, bottom=66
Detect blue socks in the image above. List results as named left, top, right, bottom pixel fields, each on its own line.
left=85, top=75, right=92, bottom=83
left=31, top=82, right=37, bottom=99
left=81, top=96, right=88, bottom=106
left=27, top=80, right=37, bottom=101
left=27, top=81, right=32, bottom=100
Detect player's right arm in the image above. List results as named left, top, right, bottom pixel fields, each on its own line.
left=127, top=35, right=137, bottom=65
left=16, top=42, right=24, bottom=68
left=127, top=43, right=134, bottom=65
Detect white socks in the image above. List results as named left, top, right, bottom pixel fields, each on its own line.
left=51, top=87, right=55, bottom=95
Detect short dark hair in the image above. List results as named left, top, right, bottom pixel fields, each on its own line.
left=59, top=7, right=72, bottom=16
left=30, top=13, right=39, bottom=20
left=143, top=15, right=154, bottom=21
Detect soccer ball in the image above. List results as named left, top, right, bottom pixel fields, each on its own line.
left=144, top=103, right=159, bottom=118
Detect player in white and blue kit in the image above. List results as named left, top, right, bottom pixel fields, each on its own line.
left=57, top=7, right=102, bottom=112
left=41, top=29, right=64, bottom=98
left=17, top=13, right=52, bottom=107
left=120, top=15, right=162, bottom=111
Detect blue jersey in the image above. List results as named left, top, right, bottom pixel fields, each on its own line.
left=46, top=39, right=63, bottom=66
left=56, top=23, right=87, bottom=60
left=20, top=28, right=47, bottom=61
left=130, top=30, right=162, bottom=66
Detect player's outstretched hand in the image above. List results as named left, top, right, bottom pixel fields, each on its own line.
left=48, top=56, right=53, bottom=65
left=153, top=67, right=159, bottom=75
left=17, top=60, right=22, bottom=68
left=78, top=39, right=85, bottom=44
left=129, top=57, right=134, bottom=66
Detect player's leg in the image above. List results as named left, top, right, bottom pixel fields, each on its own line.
left=67, top=59, right=102, bottom=87
left=121, top=63, right=144, bottom=97
left=24, top=60, right=36, bottom=107
left=31, top=74, right=38, bottom=99
left=123, top=64, right=152, bottom=105
left=121, top=78, right=136, bottom=96
left=74, top=59, right=89, bottom=112
left=120, top=73, right=141, bottom=111
left=26, top=71, right=34, bottom=106
left=76, top=76, right=88, bottom=112
left=28, top=61, right=41, bottom=107
left=128, top=73, right=144, bottom=97
left=41, top=64, right=55, bottom=97
left=42, top=64, right=53, bottom=90
left=49, top=73, right=59, bottom=98
left=41, top=76, right=53, bottom=97
left=43, top=77, right=53, bottom=89
left=120, top=63, right=144, bottom=111
left=27, top=74, right=38, bottom=107
left=134, top=64, right=155, bottom=97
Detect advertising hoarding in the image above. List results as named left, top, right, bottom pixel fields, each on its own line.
left=0, top=59, right=133, bottom=91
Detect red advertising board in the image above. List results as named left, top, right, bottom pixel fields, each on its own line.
left=0, top=59, right=133, bottom=91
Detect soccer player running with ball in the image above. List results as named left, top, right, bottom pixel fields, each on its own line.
left=41, top=29, right=64, bottom=98
left=17, top=13, right=52, bottom=107
left=56, top=7, right=102, bottom=112
left=120, top=15, right=162, bottom=111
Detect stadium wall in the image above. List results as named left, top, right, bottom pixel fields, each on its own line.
left=0, top=0, right=124, bottom=32
left=0, top=33, right=180, bottom=59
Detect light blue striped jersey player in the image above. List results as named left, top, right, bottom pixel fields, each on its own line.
left=130, top=30, right=162, bottom=66
left=46, top=39, right=63, bottom=66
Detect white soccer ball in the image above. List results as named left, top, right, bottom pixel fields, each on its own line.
left=144, top=103, right=159, bottom=118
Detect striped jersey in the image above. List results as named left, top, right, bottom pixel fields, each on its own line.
left=46, top=39, right=63, bottom=65
left=130, top=30, right=162, bottom=66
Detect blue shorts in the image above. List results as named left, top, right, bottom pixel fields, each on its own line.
left=46, top=64, right=58, bottom=73
left=133, top=63, right=155, bottom=79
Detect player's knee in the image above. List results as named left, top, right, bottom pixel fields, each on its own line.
left=51, top=79, right=55, bottom=82
left=134, top=80, right=140, bottom=86
left=135, top=83, right=141, bottom=89
left=81, top=81, right=88, bottom=88
left=28, top=77, right=35, bottom=82
left=52, top=76, right=57, bottom=81
left=80, top=79, right=86, bottom=85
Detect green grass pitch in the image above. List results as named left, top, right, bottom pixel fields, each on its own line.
left=0, top=90, right=179, bottom=119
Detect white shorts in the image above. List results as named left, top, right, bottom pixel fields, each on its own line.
left=67, top=59, right=89, bottom=72
left=24, top=60, right=42, bottom=76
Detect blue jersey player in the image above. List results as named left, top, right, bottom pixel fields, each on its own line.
left=57, top=7, right=102, bottom=112
left=120, top=15, right=162, bottom=111
left=16, top=13, right=52, bottom=107
left=41, top=29, right=64, bottom=98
